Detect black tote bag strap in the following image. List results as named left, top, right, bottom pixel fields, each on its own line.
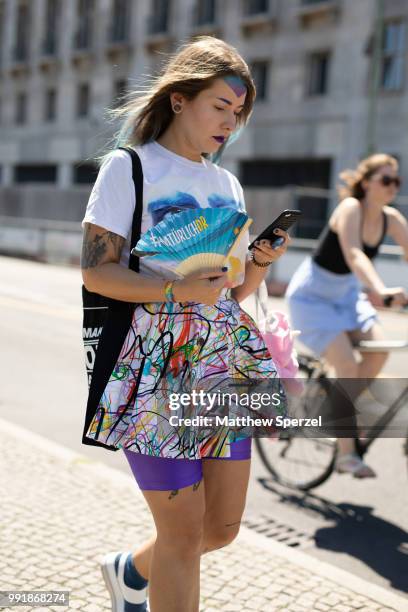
left=82, top=147, right=144, bottom=449
left=117, top=146, right=144, bottom=273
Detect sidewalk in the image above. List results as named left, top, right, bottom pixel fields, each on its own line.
left=0, top=417, right=405, bottom=612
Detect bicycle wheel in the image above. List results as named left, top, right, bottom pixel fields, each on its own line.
left=255, top=360, right=337, bottom=491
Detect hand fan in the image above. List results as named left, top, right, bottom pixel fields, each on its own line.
left=132, top=208, right=252, bottom=277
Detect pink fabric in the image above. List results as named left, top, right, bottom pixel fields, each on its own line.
left=261, top=311, right=304, bottom=396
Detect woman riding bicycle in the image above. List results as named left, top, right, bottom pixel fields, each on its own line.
left=286, top=153, right=408, bottom=478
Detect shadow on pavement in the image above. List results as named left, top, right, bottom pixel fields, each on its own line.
left=314, top=502, right=408, bottom=594
left=258, top=477, right=408, bottom=594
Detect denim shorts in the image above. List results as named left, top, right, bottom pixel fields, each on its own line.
left=286, top=257, right=377, bottom=356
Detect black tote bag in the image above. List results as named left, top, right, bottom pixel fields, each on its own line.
left=81, top=147, right=143, bottom=450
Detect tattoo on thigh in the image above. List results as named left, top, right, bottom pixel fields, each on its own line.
left=168, top=489, right=179, bottom=500
left=225, top=520, right=241, bottom=528
left=192, top=480, right=202, bottom=491
left=81, top=227, right=124, bottom=268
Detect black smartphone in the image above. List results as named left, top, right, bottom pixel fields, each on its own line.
left=248, top=209, right=302, bottom=250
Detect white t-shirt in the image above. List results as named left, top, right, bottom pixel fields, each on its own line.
left=82, top=141, right=249, bottom=284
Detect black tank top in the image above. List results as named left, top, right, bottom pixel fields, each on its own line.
left=313, top=211, right=387, bottom=275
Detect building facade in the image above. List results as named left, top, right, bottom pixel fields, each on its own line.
left=1, top=0, right=407, bottom=237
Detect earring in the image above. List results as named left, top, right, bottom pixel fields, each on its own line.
left=172, top=103, right=182, bottom=114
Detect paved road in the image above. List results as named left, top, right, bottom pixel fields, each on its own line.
left=1, top=256, right=407, bottom=600
left=2, top=416, right=404, bottom=612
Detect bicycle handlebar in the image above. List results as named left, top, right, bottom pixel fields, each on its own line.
left=382, top=295, right=408, bottom=309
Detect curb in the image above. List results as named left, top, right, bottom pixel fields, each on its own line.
left=1, top=417, right=406, bottom=611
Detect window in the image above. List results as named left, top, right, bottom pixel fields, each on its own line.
left=110, top=0, right=130, bottom=42
left=244, top=0, right=269, bottom=16
left=242, top=158, right=331, bottom=188
left=77, top=83, right=90, bottom=117
left=251, top=61, right=269, bottom=101
left=148, top=0, right=170, bottom=34
left=15, top=92, right=27, bottom=124
left=113, top=78, right=127, bottom=106
left=14, top=165, right=57, bottom=183
left=381, top=21, right=406, bottom=91
left=74, top=0, right=94, bottom=50
left=301, top=0, right=329, bottom=5
left=195, top=0, right=216, bottom=26
left=73, top=163, right=98, bottom=184
left=14, top=2, right=30, bottom=62
left=45, top=89, right=57, bottom=121
left=241, top=158, right=331, bottom=238
left=43, top=0, right=60, bottom=55
left=307, top=51, right=330, bottom=96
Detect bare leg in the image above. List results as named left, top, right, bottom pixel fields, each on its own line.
left=324, top=332, right=360, bottom=455
left=348, top=323, right=389, bottom=379
left=201, top=457, right=251, bottom=553
left=323, top=325, right=388, bottom=474
left=141, top=485, right=206, bottom=612
left=130, top=456, right=251, bottom=606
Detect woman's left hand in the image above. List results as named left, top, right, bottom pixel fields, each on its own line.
left=251, top=228, right=290, bottom=265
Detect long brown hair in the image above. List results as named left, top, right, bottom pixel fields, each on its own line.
left=96, top=36, right=256, bottom=166
left=337, top=153, right=398, bottom=200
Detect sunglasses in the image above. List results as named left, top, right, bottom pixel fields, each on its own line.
left=377, top=175, right=402, bottom=188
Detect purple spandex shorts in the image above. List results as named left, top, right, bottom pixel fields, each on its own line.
left=123, top=438, right=252, bottom=491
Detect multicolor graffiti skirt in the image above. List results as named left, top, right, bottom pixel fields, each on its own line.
left=84, top=297, right=287, bottom=459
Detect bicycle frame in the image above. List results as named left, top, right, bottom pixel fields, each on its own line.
left=356, top=384, right=408, bottom=455
left=297, top=352, right=408, bottom=455
left=355, top=305, right=408, bottom=453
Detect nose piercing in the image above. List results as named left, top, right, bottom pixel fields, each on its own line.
left=173, top=103, right=182, bottom=114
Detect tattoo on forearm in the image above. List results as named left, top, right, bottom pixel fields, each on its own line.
left=81, top=226, right=124, bottom=268
left=168, top=489, right=179, bottom=500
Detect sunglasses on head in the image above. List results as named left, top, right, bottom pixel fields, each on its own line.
left=378, top=175, right=401, bottom=188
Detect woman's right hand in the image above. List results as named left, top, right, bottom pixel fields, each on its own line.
left=379, top=287, right=408, bottom=307
left=173, top=270, right=228, bottom=306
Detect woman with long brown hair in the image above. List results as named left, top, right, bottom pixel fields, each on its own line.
left=286, top=153, right=408, bottom=477
left=80, top=37, right=289, bottom=612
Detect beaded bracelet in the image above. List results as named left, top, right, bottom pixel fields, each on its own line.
left=164, top=280, right=175, bottom=302
left=250, top=252, right=272, bottom=268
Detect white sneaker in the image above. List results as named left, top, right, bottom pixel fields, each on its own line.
left=335, top=453, right=376, bottom=478
left=101, top=551, right=148, bottom=612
